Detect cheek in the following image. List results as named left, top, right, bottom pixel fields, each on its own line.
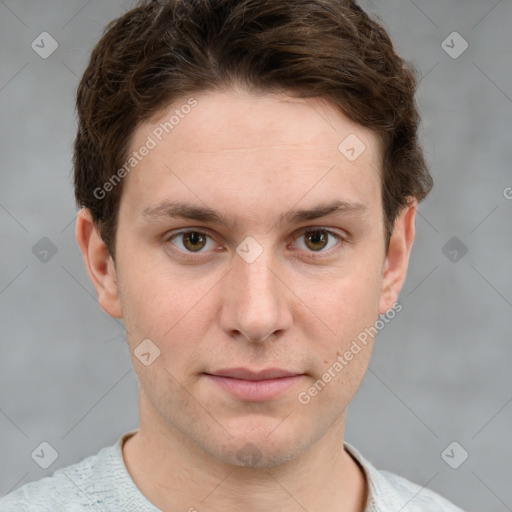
left=117, top=251, right=216, bottom=364
left=299, top=264, right=382, bottom=342
left=117, top=243, right=183, bottom=322
left=293, top=262, right=381, bottom=400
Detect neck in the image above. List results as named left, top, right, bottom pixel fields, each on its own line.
left=122, top=395, right=368, bottom=512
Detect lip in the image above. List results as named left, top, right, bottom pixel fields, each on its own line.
left=204, top=367, right=306, bottom=401
left=207, top=367, right=302, bottom=380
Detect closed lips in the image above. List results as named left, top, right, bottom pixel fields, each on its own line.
left=204, top=368, right=304, bottom=380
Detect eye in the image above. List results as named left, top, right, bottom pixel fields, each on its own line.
left=293, top=228, right=345, bottom=256
left=165, top=230, right=217, bottom=253
left=164, top=227, right=346, bottom=258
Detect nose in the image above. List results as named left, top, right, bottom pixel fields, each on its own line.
left=219, top=245, right=293, bottom=344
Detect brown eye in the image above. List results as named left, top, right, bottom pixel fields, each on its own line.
left=181, top=232, right=207, bottom=252
left=303, top=230, right=329, bottom=251
left=167, top=231, right=214, bottom=253
left=294, top=228, right=345, bottom=257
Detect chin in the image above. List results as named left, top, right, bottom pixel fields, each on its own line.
left=212, top=440, right=307, bottom=469
left=199, top=421, right=312, bottom=469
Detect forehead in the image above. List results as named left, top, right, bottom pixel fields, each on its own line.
left=144, top=88, right=382, bottom=157
left=120, top=88, right=383, bottom=228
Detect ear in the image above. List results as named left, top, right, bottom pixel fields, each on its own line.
left=75, top=208, right=123, bottom=319
left=378, top=198, right=417, bottom=315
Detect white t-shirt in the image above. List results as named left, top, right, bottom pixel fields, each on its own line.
left=0, top=430, right=465, bottom=511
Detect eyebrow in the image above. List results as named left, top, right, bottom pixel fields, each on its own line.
left=139, top=199, right=367, bottom=228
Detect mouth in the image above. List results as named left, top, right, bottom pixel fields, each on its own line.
left=203, top=367, right=307, bottom=401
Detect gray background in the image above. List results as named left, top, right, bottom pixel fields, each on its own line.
left=1, top=1, right=511, bottom=510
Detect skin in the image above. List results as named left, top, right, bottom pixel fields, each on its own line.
left=76, top=87, right=417, bottom=512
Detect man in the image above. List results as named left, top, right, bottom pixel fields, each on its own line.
left=0, top=0, right=465, bottom=510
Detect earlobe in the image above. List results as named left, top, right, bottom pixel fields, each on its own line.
left=75, top=208, right=123, bottom=319
left=378, top=198, right=417, bottom=315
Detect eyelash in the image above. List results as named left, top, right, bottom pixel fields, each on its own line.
left=163, top=227, right=347, bottom=260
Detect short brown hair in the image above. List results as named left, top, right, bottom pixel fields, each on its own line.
left=74, top=0, right=433, bottom=261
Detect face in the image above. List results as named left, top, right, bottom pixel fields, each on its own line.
left=79, top=87, right=415, bottom=468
